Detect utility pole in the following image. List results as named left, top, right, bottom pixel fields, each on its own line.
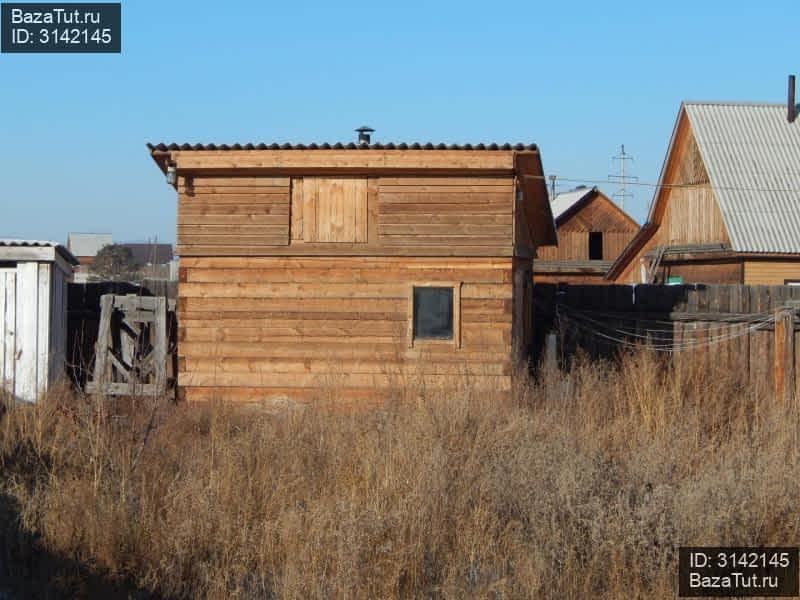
left=548, top=174, right=557, bottom=200
left=609, top=144, right=638, bottom=211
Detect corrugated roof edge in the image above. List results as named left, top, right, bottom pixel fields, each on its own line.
left=0, top=239, right=79, bottom=265
left=682, top=100, right=785, bottom=107
left=147, top=142, right=538, bottom=152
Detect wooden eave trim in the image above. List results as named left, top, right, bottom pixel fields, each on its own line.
left=737, top=253, right=800, bottom=261
left=169, top=149, right=516, bottom=173
left=150, top=150, right=171, bottom=174
left=604, top=222, right=657, bottom=280
left=533, top=264, right=611, bottom=275
left=514, top=152, right=557, bottom=247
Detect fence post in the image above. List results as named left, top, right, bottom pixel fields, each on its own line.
left=774, top=306, right=795, bottom=404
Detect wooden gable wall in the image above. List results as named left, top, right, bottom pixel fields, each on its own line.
left=537, top=192, right=638, bottom=262
left=613, top=111, right=732, bottom=283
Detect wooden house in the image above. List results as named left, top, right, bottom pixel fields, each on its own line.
left=534, top=185, right=638, bottom=283
left=148, top=140, right=556, bottom=402
left=607, top=102, right=800, bottom=284
left=0, top=240, right=77, bottom=403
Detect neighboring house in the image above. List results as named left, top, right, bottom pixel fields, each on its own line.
left=119, top=243, right=174, bottom=267
left=0, top=240, right=78, bottom=403
left=119, top=242, right=174, bottom=279
left=148, top=140, right=556, bottom=402
left=67, top=232, right=113, bottom=266
left=607, top=102, right=800, bottom=284
left=535, top=185, right=639, bottom=283
left=67, top=232, right=113, bottom=283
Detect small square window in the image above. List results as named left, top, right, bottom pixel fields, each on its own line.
left=413, top=287, right=453, bottom=340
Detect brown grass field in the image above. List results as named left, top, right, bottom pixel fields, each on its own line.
left=1, top=349, right=799, bottom=598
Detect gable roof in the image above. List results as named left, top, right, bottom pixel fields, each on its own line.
left=607, top=101, right=800, bottom=280
left=684, top=102, right=800, bottom=253
left=551, top=186, right=594, bottom=221
left=550, top=185, right=639, bottom=229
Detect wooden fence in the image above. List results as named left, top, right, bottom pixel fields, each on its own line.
left=532, top=283, right=800, bottom=400
left=67, top=281, right=177, bottom=391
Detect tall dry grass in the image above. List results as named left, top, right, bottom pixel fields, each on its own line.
left=2, top=349, right=800, bottom=598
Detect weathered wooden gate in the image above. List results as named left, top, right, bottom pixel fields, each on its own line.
left=86, top=294, right=172, bottom=396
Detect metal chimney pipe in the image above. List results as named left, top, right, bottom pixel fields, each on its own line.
left=789, top=75, right=797, bottom=123
left=355, top=126, right=374, bottom=144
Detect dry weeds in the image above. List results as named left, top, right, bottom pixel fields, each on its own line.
left=1, top=349, right=799, bottom=598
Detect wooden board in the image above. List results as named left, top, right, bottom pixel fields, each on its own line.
left=14, top=263, right=38, bottom=402
left=177, top=257, right=517, bottom=401
left=0, top=269, right=15, bottom=395
left=315, top=178, right=368, bottom=243
left=177, top=175, right=290, bottom=249
left=377, top=178, right=514, bottom=249
left=172, top=149, right=517, bottom=172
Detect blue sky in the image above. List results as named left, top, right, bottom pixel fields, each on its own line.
left=1, top=0, right=796, bottom=244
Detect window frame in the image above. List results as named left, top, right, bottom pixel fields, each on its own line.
left=407, top=282, right=461, bottom=349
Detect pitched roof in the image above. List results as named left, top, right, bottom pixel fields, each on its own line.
left=147, top=142, right=538, bottom=152
left=607, top=102, right=800, bottom=280
left=550, top=186, right=595, bottom=221
left=683, top=102, right=800, bottom=253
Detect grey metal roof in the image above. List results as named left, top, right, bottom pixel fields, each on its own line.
left=684, top=102, right=800, bottom=253
left=0, top=239, right=61, bottom=248
left=0, top=239, right=78, bottom=265
left=67, top=232, right=113, bottom=258
left=550, top=186, right=595, bottom=221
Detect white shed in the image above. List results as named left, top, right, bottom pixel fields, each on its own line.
left=0, top=240, right=77, bottom=403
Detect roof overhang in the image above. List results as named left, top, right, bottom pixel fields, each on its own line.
left=0, top=241, right=78, bottom=273
left=514, top=152, right=557, bottom=247
left=148, top=143, right=537, bottom=178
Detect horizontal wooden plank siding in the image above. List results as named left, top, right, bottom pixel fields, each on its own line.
left=744, top=260, right=800, bottom=285
left=178, top=257, right=514, bottom=401
left=378, top=178, right=513, bottom=248
left=177, top=176, right=290, bottom=255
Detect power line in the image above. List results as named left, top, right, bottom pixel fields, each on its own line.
left=525, top=174, right=800, bottom=195
left=554, top=305, right=776, bottom=353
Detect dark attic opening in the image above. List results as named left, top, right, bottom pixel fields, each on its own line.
left=589, top=231, right=603, bottom=260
